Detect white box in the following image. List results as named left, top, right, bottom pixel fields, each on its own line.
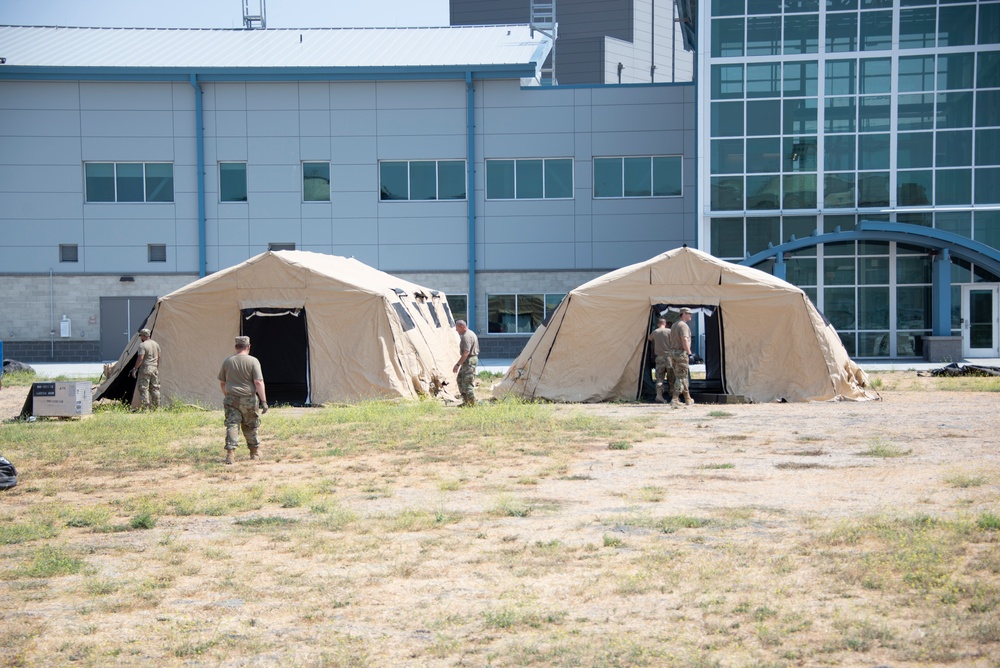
left=32, top=382, right=93, bottom=417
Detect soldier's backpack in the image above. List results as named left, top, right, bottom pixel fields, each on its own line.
left=0, top=456, right=17, bottom=490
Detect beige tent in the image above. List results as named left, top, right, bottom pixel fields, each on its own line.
left=494, top=247, right=877, bottom=403
left=96, top=251, right=460, bottom=408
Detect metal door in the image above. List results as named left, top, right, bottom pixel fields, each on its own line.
left=961, top=285, right=999, bottom=358
left=99, top=296, right=157, bottom=361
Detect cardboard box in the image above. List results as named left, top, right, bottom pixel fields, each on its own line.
left=32, top=382, right=93, bottom=417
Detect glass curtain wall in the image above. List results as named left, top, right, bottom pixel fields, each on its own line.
left=704, top=0, right=1000, bottom=357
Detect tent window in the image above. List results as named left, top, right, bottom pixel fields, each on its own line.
left=392, top=302, right=416, bottom=331
left=442, top=299, right=457, bottom=327
left=427, top=303, right=442, bottom=328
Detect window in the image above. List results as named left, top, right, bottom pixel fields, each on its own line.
left=59, top=244, right=78, bottom=263
left=84, top=162, right=174, bottom=203
left=485, top=159, right=573, bottom=200
left=220, top=162, right=247, bottom=202
left=487, top=293, right=565, bottom=334
left=379, top=160, right=466, bottom=201
left=594, top=157, right=682, bottom=198
left=268, top=243, right=296, bottom=251
left=147, top=244, right=166, bottom=263
left=446, top=294, right=467, bottom=324
left=303, top=162, right=330, bottom=202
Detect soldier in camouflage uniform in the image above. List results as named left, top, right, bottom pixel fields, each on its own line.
left=130, top=328, right=161, bottom=410
left=647, top=317, right=672, bottom=404
left=452, top=320, right=480, bottom=407
left=218, top=335, right=268, bottom=465
left=667, top=308, right=695, bottom=408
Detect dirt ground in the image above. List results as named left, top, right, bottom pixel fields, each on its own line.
left=1, top=375, right=999, bottom=667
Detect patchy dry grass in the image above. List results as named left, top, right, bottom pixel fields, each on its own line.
left=0, top=374, right=999, bottom=666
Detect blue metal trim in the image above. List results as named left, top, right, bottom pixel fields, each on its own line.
left=518, top=81, right=695, bottom=90
left=189, top=74, right=207, bottom=278
left=692, top=71, right=699, bottom=249
left=739, top=220, right=1000, bottom=279
left=0, top=64, right=538, bottom=82
left=465, top=71, right=477, bottom=332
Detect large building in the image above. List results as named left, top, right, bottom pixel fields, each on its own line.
left=699, top=0, right=1000, bottom=359
left=450, top=0, right=696, bottom=84
left=0, top=23, right=695, bottom=361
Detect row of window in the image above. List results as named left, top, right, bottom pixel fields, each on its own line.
left=83, top=157, right=684, bottom=204
left=712, top=129, right=1000, bottom=177
left=711, top=89, right=996, bottom=141
left=59, top=243, right=167, bottom=263
left=711, top=4, right=998, bottom=58
left=712, top=54, right=997, bottom=101
left=711, top=0, right=987, bottom=17
left=412, top=292, right=567, bottom=336
left=711, top=167, right=1000, bottom=210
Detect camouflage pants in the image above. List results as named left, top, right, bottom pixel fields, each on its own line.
left=654, top=354, right=676, bottom=390
left=137, top=367, right=160, bottom=409
left=224, top=394, right=261, bottom=451
left=458, top=355, right=478, bottom=403
left=669, top=350, right=690, bottom=395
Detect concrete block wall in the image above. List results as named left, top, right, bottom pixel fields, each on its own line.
left=0, top=274, right=194, bottom=361
left=3, top=339, right=100, bottom=363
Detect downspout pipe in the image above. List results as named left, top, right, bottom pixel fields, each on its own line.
left=465, top=71, right=477, bottom=331
left=189, top=73, right=207, bottom=278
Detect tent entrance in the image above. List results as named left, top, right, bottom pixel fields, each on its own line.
left=639, top=305, right=727, bottom=401
left=241, top=307, right=310, bottom=406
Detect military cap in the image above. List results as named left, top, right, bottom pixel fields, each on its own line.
left=678, top=307, right=692, bottom=314
left=235, top=335, right=251, bottom=346
left=138, top=328, right=151, bottom=337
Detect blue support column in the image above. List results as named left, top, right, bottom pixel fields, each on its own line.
left=189, top=73, right=207, bottom=278
left=772, top=253, right=786, bottom=280
left=932, top=248, right=952, bottom=336
left=465, top=71, right=477, bottom=331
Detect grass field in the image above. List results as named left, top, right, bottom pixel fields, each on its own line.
left=0, top=371, right=998, bottom=667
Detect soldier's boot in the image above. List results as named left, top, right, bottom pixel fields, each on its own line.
left=248, top=446, right=259, bottom=460
left=466, top=395, right=476, bottom=407
left=655, top=385, right=668, bottom=404
left=670, top=393, right=682, bottom=409
left=225, top=449, right=235, bottom=465
left=683, top=391, right=695, bottom=406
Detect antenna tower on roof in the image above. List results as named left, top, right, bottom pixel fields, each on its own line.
left=243, top=0, right=267, bottom=29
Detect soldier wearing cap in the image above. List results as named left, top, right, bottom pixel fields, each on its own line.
left=647, top=316, right=672, bottom=404
left=130, top=327, right=161, bottom=410
left=666, top=308, right=695, bottom=408
left=452, top=320, right=479, bottom=407
left=218, top=335, right=268, bottom=465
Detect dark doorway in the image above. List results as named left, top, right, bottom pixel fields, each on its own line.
left=240, top=308, right=310, bottom=406
left=693, top=308, right=725, bottom=396
left=638, top=305, right=726, bottom=401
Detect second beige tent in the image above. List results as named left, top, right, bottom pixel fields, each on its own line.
left=494, top=247, right=877, bottom=403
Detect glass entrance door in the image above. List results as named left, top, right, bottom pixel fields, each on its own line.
left=962, top=285, right=999, bottom=358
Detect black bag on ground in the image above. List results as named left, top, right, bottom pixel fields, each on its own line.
left=0, top=456, right=18, bottom=490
